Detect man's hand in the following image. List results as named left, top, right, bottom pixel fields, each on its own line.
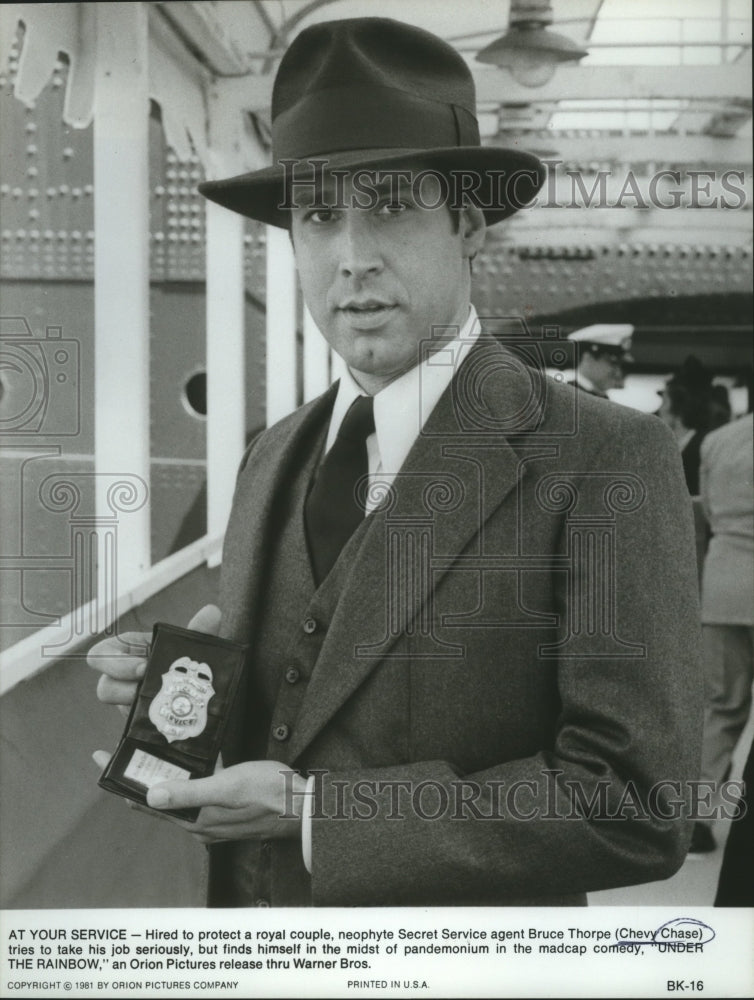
left=91, top=752, right=307, bottom=845
left=87, top=605, right=222, bottom=713
left=90, top=604, right=307, bottom=845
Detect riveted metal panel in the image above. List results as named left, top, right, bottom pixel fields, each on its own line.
left=472, top=230, right=753, bottom=318
left=1, top=41, right=94, bottom=282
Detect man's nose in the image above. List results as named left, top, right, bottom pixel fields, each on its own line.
left=337, top=214, right=383, bottom=279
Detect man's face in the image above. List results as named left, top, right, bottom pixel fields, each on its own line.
left=290, top=169, right=485, bottom=394
left=582, top=350, right=626, bottom=392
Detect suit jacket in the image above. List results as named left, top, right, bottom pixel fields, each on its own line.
left=216, top=337, right=703, bottom=906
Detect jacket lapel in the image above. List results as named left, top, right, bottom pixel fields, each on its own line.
left=220, top=383, right=338, bottom=645
left=288, top=337, right=546, bottom=763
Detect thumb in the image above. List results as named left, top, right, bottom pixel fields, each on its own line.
left=187, top=604, right=222, bottom=636
left=92, top=750, right=112, bottom=771
left=147, top=769, right=230, bottom=811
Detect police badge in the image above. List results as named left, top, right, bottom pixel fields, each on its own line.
left=98, top=622, right=247, bottom=821
left=148, top=656, right=215, bottom=743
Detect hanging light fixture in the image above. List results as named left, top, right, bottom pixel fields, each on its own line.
left=476, top=0, right=587, bottom=87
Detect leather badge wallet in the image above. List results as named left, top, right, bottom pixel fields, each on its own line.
left=98, top=622, right=247, bottom=821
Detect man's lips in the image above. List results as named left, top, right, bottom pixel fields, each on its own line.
left=337, top=300, right=398, bottom=329
left=339, top=299, right=396, bottom=312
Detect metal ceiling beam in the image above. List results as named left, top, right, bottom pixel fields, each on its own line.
left=218, top=63, right=751, bottom=113
left=507, top=133, right=752, bottom=165
left=706, top=105, right=753, bottom=138
left=474, top=64, right=751, bottom=103
left=155, top=0, right=266, bottom=75
left=670, top=49, right=752, bottom=137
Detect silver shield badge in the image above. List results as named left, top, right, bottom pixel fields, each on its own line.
left=148, top=656, right=215, bottom=743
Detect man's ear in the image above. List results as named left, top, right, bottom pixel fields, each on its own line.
left=459, top=205, right=486, bottom=260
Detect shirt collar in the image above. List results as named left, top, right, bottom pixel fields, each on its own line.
left=326, top=305, right=481, bottom=473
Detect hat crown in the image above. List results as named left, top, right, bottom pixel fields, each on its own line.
left=568, top=324, right=633, bottom=349
left=198, top=16, right=546, bottom=228
left=273, top=18, right=477, bottom=121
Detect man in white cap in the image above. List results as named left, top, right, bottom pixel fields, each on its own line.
left=90, top=18, right=701, bottom=908
left=567, top=324, right=634, bottom=399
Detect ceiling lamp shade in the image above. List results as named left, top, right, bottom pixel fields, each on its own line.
left=476, top=20, right=588, bottom=87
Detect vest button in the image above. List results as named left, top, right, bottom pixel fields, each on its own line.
left=272, top=723, right=290, bottom=742
left=255, top=898, right=270, bottom=907
left=303, top=617, right=318, bottom=634
left=285, top=667, right=300, bottom=685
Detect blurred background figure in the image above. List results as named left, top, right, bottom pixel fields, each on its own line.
left=690, top=407, right=754, bottom=856
left=567, top=324, right=634, bottom=399
left=708, top=383, right=733, bottom=432
left=658, top=356, right=732, bottom=578
left=714, top=738, right=754, bottom=904
left=657, top=355, right=728, bottom=496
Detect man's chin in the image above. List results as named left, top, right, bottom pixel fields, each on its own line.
left=341, top=341, right=414, bottom=375
left=345, top=352, right=419, bottom=390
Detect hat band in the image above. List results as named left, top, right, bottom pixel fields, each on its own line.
left=273, top=86, right=480, bottom=161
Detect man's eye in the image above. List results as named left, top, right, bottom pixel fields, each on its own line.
left=306, top=207, right=336, bottom=223
left=377, top=201, right=409, bottom=216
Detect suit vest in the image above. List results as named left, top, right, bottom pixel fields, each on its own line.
left=208, top=406, right=375, bottom=906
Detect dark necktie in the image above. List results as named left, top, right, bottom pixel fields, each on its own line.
left=304, top=395, right=375, bottom=585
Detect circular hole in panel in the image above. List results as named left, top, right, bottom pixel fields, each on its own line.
left=182, top=370, right=207, bottom=418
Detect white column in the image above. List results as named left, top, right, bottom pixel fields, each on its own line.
left=302, top=305, right=330, bottom=402
left=93, top=1, right=150, bottom=597
left=205, top=202, right=246, bottom=561
left=264, top=224, right=298, bottom=424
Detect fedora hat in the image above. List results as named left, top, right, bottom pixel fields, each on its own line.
left=199, top=17, right=545, bottom=228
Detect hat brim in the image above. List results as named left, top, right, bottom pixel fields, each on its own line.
left=582, top=344, right=634, bottom=363
left=199, top=146, right=545, bottom=228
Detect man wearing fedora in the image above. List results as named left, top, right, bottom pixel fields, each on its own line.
left=91, top=18, right=702, bottom=907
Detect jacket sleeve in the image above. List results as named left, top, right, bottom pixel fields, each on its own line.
left=309, top=414, right=704, bottom=905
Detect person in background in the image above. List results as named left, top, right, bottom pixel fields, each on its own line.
left=566, top=324, right=634, bottom=399
left=714, top=738, right=753, bottom=903
left=708, top=383, right=732, bottom=433
left=690, top=409, right=754, bottom=856
left=657, top=355, right=717, bottom=497
left=658, top=356, right=729, bottom=581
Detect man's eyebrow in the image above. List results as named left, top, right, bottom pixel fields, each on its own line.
left=370, top=174, right=415, bottom=199
left=291, top=171, right=417, bottom=209
left=292, top=185, right=332, bottom=208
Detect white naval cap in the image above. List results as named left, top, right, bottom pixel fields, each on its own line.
left=567, top=324, right=634, bottom=358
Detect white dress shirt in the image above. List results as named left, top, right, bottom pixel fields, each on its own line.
left=325, top=305, right=481, bottom=504
left=300, top=305, right=481, bottom=871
